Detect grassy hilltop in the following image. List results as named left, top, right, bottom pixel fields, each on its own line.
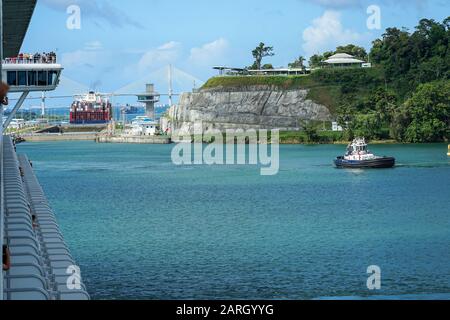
left=202, top=68, right=385, bottom=115
left=200, top=17, right=450, bottom=144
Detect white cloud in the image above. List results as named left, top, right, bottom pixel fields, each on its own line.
left=84, top=40, right=103, bottom=51
left=61, top=50, right=101, bottom=68
left=135, top=41, right=182, bottom=73
left=302, top=10, right=362, bottom=57
left=121, top=41, right=187, bottom=80
left=157, top=42, right=180, bottom=51
left=188, top=38, right=229, bottom=67
left=123, top=40, right=228, bottom=83
left=61, top=41, right=105, bottom=68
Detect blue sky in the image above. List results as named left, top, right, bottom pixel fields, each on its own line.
left=18, top=0, right=449, bottom=106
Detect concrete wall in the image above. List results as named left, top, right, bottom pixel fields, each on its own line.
left=96, top=136, right=171, bottom=144
left=23, top=133, right=97, bottom=142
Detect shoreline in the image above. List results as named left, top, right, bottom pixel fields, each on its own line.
left=20, top=133, right=98, bottom=142
left=279, top=139, right=400, bottom=145
left=18, top=136, right=447, bottom=146
left=14, top=131, right=448, bottom=146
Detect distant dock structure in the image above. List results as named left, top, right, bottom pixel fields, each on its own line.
left=97, top=84, right=171, bottom=144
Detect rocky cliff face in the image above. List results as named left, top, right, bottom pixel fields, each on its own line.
left=168, top=85, right=332, bottom=133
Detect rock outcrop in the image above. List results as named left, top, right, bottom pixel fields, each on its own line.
left=167, top=85, right=332, bottom=133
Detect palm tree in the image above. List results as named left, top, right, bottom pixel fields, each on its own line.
left=252, top=43, right=275, bottom=70
left=288, top=56, right=305, bottom=69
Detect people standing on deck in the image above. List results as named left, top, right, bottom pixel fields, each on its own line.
left=0, top=83, right=9, bottom=106
left=19, top=166, right=25, bottom=178
left=49, top=51, right=57, bottom=63
left=32, top=215, right=39, bottom=230
left=3, top=52, right=57, bottom=64
left=2, top=245, right=11, bottom=271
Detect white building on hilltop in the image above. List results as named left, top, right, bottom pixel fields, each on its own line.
left=323, top=53, right=370, bottom=68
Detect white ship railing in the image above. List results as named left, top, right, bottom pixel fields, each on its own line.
left=2, top=57, right=57, bottom=65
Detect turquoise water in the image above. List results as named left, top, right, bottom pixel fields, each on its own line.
left=17, top=142, right=450, bottom=300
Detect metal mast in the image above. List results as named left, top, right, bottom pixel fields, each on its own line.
left=41, top=91, right=46, bottom=117
left=168, top=64, right=173, bottom=106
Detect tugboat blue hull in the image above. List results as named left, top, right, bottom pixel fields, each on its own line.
left=334, top=157, right=396, bottom=169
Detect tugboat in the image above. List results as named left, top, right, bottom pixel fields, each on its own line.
left=334, top=138, right=395, bottom=169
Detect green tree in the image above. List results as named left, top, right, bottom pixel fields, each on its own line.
left=350, top=113, right=383, bottom=140
left=251, top=43, right=275, bottom=70
left=369, top=17, right=449, bottom=91
left=396, top=81, right=450, bottom=142
left=390, top=106, right=411, bottom=142
left=372, top=87, right=398, bottom=123
left=302, top=17, right=450, bottom=143
left=262, top=63, right=274, bottom=70
left=300, top=120, right=320, bottom=143
left=336, top=44, right=368, bottom=60
left=336, top=102, right=355, bottom=129
left=288, top=56, right=305, bottom=69
left=323, top=51, right=334, bottom=59
left=247, top=62, right=258, bottom=70
left=308, top=54, right=324, bottom=68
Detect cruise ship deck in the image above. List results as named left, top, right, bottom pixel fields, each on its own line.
left=1, top=137, right=89, bottom=300
left=1, top=0, right=88, bottom=300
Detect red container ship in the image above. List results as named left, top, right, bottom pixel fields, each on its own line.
left=70, top=91, right=112, bottom=124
